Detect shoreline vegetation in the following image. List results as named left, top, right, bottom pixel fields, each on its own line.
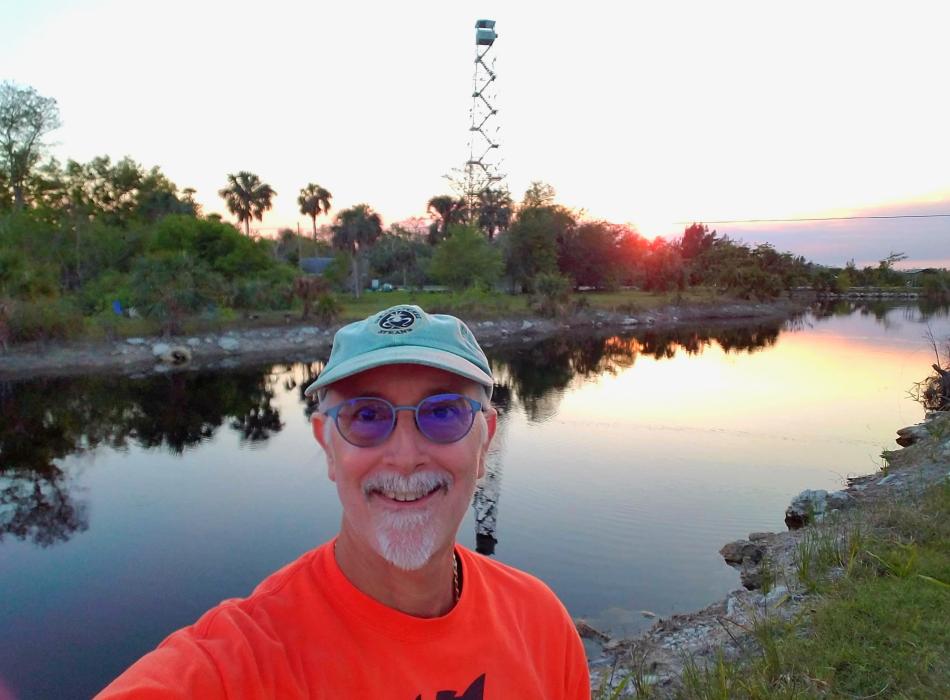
left=589, top=410, right=950, bottom=699
left=0, top=292, right=803, bottom=380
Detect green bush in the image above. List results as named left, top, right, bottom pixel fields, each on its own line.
left=229, top=274, right=293, bottom=311
left=7, top=298, right=84, bottom=343
left=129, top=252, right=227, bottom=334
left=0, top=249, right=60, bottom=299
left=429, top=284, right=511, bottom=318
left=313, top=293, right=343, bottom=324
left=531, top=272, right=573, bottom=317
left=429, top=225, right=502, bottom=291
left=77, top=270, right=133, bottom=315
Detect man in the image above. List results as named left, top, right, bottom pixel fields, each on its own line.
left=98, top=305, right=590, bottom=699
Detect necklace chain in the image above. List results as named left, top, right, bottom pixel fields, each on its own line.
left=452, top=552, right=460, bottom=604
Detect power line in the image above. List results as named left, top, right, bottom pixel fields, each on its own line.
left=673, top=213, right=950, bottom=225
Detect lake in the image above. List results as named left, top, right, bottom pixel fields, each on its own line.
left=1, top=300, right=948, bottom=699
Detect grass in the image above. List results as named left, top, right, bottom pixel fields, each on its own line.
left=54, top=288, right=746, bottom=344
left=676, top=479, right=950, bottom=699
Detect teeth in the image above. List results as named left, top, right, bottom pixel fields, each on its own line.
left=381, top=489, right=431, bottom=502
left=363, top=471, right=453, bottom=502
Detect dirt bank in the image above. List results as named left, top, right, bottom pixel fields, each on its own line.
left=585, top=410, right=950, bottom=696
left=0, top=300, right=803, bottom=381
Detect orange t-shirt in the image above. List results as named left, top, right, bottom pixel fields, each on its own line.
left=96, top=542, right=590, bottom=699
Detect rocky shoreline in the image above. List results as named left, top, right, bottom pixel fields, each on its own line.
left=584, top=410, right=950, bottom=695
left=0, top=299, right=802, bottom=381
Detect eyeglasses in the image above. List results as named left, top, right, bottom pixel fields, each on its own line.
left=321, top=393, right=484, bottom=447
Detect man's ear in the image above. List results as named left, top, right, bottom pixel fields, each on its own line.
left=311, top=414, right=337, bottom=482
left=476, top=407, right=498, bottom=480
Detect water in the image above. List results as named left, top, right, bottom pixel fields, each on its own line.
left=1, top=301, right=947, bottom=699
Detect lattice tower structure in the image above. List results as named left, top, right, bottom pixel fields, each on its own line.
left=464, top=19, right=505, bottom=219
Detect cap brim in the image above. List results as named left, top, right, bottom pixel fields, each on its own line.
left=303, top=345, right=493, bottom=397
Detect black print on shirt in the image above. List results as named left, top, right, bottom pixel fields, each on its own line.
left=414, top=673, right=486, bottom=700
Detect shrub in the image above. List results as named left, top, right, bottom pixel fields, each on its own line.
left=531, top=272, right=573, bottom=317
left=7, top=298, right=84, bottom=343
left=313, top=293, right=343, bottom=324
left=429, top=225, right=502, bottom=291
left=429, top=284, right=512, bottom=318
left=129, top=252, right=227, bottom=334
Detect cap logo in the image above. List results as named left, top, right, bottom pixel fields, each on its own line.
left=377, top=308, right=419, bottom=334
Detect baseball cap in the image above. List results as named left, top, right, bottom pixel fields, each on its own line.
left=304, top=305, right=493, bottom=399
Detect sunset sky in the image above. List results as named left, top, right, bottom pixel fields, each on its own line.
left=3, top=0, right=948, bottom=267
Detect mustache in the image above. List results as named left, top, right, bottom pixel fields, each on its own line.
left=361, top=470, right=453, bottom=496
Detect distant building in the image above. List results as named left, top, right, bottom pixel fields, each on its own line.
left=299, top=257, right=335, bottom=275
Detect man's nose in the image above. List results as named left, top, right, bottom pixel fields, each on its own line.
left=384, top=409, right=428, bottom=467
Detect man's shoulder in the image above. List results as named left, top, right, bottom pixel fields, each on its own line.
left=190, top=543, right=330, bottom=638
left=459, top=546, right=566, bottom=610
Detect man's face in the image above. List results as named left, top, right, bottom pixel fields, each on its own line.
left=312, top=363, right=497, bottom=570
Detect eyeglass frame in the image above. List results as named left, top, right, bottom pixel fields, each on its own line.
left=320, top=393, right=486, bottom=448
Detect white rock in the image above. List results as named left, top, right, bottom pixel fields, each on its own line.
left=298, top=327, right=319, bottom=335
left=186, top=337, right=201, bottom=347
left=151, top=343, right=171, bottom=357
left=521, top=320, right=533, bottom=330
left=622, top=317, right=639, bottom=325
left=126, top=337, right=145, bottom=345
left=218, top=337, right=240, bottom=351
left=481, top=321, right=495, bottom=327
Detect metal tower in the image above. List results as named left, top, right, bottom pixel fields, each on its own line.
left=463, top=19, right=505, bottom=216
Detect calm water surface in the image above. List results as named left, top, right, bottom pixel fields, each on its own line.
left=1, top=301, right=948, bottom=699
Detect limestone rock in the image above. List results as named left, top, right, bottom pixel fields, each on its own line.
left=719, top=540, right=764, bottom=566
left=218, top=337, right=240, bottom=351
left=574, top=619, right=610, bottom=643
left=785, top=489, right=829, bottom=529
left=158, top=346, right=191, bottom=365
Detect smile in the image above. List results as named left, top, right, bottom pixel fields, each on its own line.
left=369, top=483, right=446, bottom=505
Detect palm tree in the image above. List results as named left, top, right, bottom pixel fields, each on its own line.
left=297, top=183, right=333, bottom=239
left=331, top=204, right=383, bottom=298
left=218, top=171, right=276, bottom=236
left=477, top=188, right=513, bottom=240
left=426, top=195, right=467, bottom=245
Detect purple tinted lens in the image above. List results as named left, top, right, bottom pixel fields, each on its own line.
left=417, top=394, right=476, bottom=443
left=337, top=398, right=394, bottom=446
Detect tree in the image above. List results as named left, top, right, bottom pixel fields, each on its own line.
left=429, top=224, right=502, bottom=290
left=218, top=171, right=276, bottom=236
left=297, top=183, right=332, bottom=238
left=557, top=221, right=623, bottom=289
left=476, top=188, right=513, bottom=240
left=0, top=82, right=61, bottom=208
left=521, top=181, right=556, bottom=208
left=331, top=204, right=383, bottom=298
left=369, top=227, right=429, bottom=288
left=426, top=195, right=467, bottom=245
left=678, top=223, right=717, bottom=260
left=504, top=205, right=575, bottom=292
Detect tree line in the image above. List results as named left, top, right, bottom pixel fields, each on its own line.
left=2, top=81, right=946, bottom=344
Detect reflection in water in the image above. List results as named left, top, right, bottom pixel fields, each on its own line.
left=488, top=322, right=782, bottom=424
left=0, top=368, right=286, bottom=547
left=0, top=463, right=87, bottom=547
left=469, top=321, right=784, bottom=553
left=811, top=298, right=950, bottom=322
